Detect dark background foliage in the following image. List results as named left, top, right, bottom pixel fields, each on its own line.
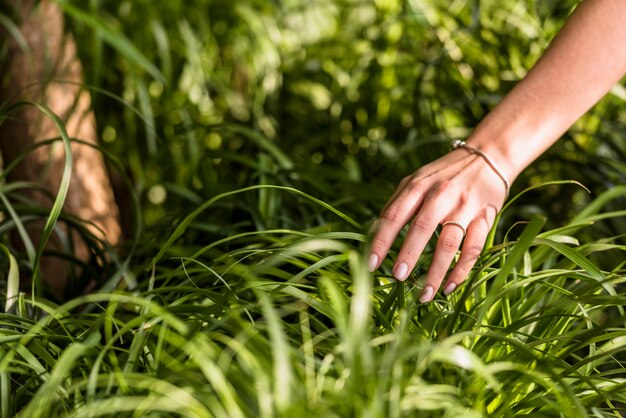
left=2, top=1, right=626, bottom=416
left=61, top=0, right=626, bottom=265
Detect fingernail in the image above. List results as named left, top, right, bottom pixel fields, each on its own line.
left=443, top=282, right=457, bottom=296
left=393, top=263, right=409, bottom=281
left=419, top=286, right=435, bottom=303
left=367, top=254, right=379, bottom=272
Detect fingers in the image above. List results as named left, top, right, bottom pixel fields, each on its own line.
left=368, top=153, right=505, bottom=304
left=370, top=186, right=497, bottom=304
left=378, top=176, right=410, bottom=217
left=391, top=189, right=456, bottom=281
left=441, top=205, right=497, bottom=297
left=368, top=179, right=426, bottom=272
left=418, top=219, right=467, bottom=302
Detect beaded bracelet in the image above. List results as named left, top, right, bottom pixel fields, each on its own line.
left=452, top=139, right=510, bottom=197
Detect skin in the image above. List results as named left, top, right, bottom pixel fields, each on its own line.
left=368, top=0, right=626, bottom=303
left=0, top=0, right=122, bottom=299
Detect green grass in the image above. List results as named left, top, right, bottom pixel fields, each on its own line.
left=2, top=0, right=626, bottom=416
left=2, top=183, right=626, bottom=416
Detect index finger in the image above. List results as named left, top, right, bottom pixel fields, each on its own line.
left=368, top=181, right=426, bottom=272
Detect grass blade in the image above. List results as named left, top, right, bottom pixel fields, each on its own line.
left=56, top=1, right=165, bottom=83
left=1, top=245, right=20, bottom=314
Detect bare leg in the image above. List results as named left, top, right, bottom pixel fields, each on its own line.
left=0, top=0, right=122, bottom=298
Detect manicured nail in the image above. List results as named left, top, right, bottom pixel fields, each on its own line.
left=393, top=263, right=409, bottom=281
left=368, top=254, right=379, bottom=272
left=443, top=282, right=457, bottom=296
left=419, top=286, right=435, bottom=303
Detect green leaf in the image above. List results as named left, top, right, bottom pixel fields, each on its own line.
left=1, top=245, right=19, bottom=314
left=56, top=1, right=165, bottom=83
left=533, top=238, right=604, bottom=282
left=477, top=214, right=546, bottom=327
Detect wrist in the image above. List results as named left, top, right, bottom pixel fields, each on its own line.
left=463, top=137, right=518, bottom=189
left=452, top=139, right=510, bottom=197
left=464, top=117, right=543, bottom=185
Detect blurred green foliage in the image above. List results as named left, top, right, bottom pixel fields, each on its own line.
left=3, top=2, right=626, bottom=416
left=62, top=0, right=626, bottom=264
left=60, top=5, right=538, bottom=186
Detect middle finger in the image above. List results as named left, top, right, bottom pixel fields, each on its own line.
left=392, top=188, right=456, bottom=281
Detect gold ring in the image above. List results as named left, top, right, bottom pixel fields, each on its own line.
left=441, top=221, right=466, bottom=236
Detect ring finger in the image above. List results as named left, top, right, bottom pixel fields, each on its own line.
left=419, top=217, right=469, bottom=303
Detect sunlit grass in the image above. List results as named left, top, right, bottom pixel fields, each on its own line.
left=2, top=0, right=626, bottom=416
left=2, top=182, right=626, bottom=416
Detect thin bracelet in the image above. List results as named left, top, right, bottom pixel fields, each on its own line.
left=451, top=139, right=510, bottom=197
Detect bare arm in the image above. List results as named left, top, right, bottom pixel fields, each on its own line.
left=473, top=0, right=626, bottom=181
left=369, top=0, right=626, bottom=303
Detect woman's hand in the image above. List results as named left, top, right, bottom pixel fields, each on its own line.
left=367, top=146, right=509, bottom=303
left=367, top=0, right=626, bottom=303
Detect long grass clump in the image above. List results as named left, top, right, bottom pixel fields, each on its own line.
left=2, top=182, right=626, bottom=416
left=2, top=0, right=626, bottom=416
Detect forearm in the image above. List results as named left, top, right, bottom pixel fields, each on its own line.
left=468, top=0, right=626, bottom=182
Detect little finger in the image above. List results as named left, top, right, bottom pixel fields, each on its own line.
left=443, top=205, right=498, bottom=295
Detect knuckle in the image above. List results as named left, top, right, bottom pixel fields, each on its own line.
left=381, top=205, right=403, bottom=223
left=411, top=216, right=435, bottom=233
left=463, top=244, right=483, bottom=260
left=434, top=180, right=452, bottom=196
left=458, top=190, right=470, bottom=205
left=402, top=246, right=421, bottom=261
left=407, top=177, right=424, bottom=192
left=483, top=205, right=499, bottom=223
left=440, top=235, right=461, bottom=252
left=370, top=236, right=389, bottom=252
